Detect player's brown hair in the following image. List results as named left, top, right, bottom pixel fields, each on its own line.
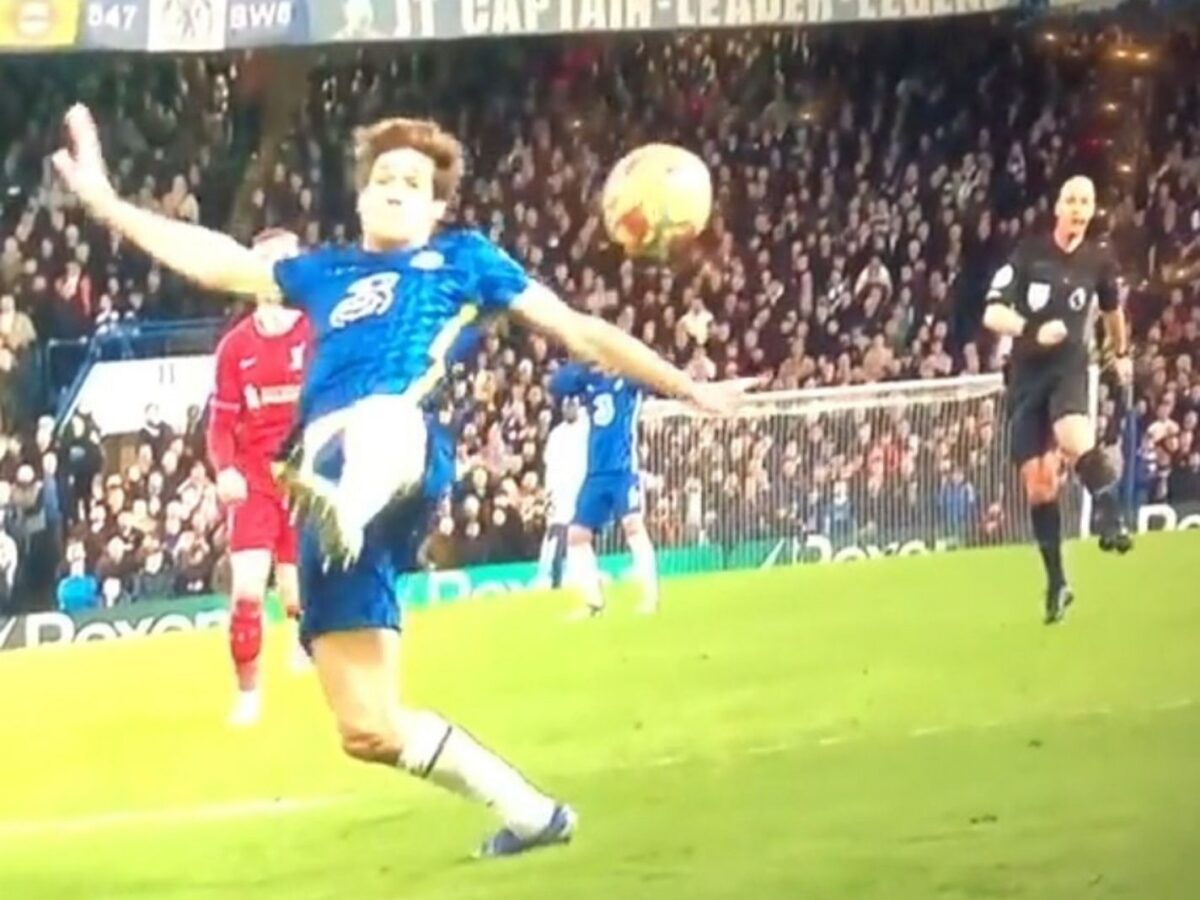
left=353, top=117, right=464, bottom=201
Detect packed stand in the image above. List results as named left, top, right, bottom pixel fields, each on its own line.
left=0, top=16, right=1197, bottom=607
left=256, top=22, right=1195, bottom=559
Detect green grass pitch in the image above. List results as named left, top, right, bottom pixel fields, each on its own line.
left=1, top=533, right=1198, bottom=899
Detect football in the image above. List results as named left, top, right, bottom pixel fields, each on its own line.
left=601, top=143, right=713, bottom=258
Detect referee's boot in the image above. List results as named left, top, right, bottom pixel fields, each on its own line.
left=1044, top=582, right=1075, bottom=625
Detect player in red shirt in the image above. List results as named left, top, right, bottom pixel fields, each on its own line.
left=207, top=229, right=312, bottom=727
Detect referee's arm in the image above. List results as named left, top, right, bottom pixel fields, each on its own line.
left=982, top=245, right=1030, bottom=338
left=1096, top=251, right=1132, bottom=382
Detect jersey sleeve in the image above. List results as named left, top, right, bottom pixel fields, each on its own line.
left=986, top=241, right=1027, bottom=309
left=462, top=232, right=530, bottom=311
left=1095, top=249, right=1121, bottom=313
left=548, top=362, right=593, bottom=398
left=206, top=337, right=241, bottom=472
left=273, top=249, right=332, bottom=311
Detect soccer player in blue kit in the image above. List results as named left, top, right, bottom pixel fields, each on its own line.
left=550, top=363, right=660, bottom=617
left=52, top=105, right=747, bottom=858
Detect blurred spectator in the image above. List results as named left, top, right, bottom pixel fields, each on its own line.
left=0, top=293, right=36, bottom=352
left=419, top=514, right=459, bottom=571
left=130, top=537, right=174, bottom=601
left=0, top=527, right=16, bottom=612
left=939, top=467, right=978, bottom=540
left=56, top=540, right=97, bottom=613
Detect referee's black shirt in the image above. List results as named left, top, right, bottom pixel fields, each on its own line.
left=986, top=233, right=1120, bottom=370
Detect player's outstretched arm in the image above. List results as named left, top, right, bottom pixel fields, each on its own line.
left=511, top=283, right=745, bottom=416
left=52, top=105, right=277, bottom=299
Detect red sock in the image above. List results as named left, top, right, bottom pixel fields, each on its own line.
left=230, top=597, right=263, bottom=692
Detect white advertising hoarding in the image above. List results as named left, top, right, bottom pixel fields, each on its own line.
left=73, top=354, right=216, bottom=435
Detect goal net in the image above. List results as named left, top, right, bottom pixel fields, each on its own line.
left=598, top=371, right=1099, bottom=573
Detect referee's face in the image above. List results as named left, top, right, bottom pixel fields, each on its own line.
left=1054, top=177, right=1096, bottom=237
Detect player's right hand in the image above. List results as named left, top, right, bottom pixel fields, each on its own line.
left=686, top=376, right=760, bottom=417
left=216, top=468, right=248, bottom=505
left=51, top=104, right=116, bottom=212
left=1036, top=319, right=1069, bottom=347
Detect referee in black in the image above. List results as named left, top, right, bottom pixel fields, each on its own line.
left=983, top=175, right=1134, bottom=625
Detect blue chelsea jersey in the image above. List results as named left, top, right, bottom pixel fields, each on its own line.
left=549, top=363, right=645, bottom=476
left=274, top=229, right=528, bottom=423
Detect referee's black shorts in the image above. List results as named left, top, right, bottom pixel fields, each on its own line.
left=1006, top=359, right=1090, bottom=464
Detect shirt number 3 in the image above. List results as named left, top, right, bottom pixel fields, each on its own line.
left=592, top=393, right=615, bottom=427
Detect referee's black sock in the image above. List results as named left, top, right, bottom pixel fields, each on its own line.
left=1091, top=489, right=1121, bottom=530
left=1075, top=448, right=1118, bottom=494
left=1075, top=447, right=1122, bottom=529
left=1030, top=501, right=1065, bottom=591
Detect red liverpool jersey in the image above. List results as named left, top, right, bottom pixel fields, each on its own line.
left=207, top=311, right=311, bottom=494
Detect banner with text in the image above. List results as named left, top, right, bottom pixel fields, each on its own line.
left=10, top=505, right=1193, bottom=653
left=0, top=593, right=291, bottom=652
left=226, top=0, right=307, bottom=47
left=146, top=0, right=227, bottom=50
left=0, top=595, right=227, bottom=651
left=1135, top=501, right=1200, bottom=534
left=66, top=0, right=1041, bottom=52
left=309, top=0, right=1014, bottom=43
left=80, top=0, right=150, bottom=49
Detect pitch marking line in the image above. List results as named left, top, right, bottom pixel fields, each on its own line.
left=1154, top=698, right=1195, bottom=712
left=909, top=726, right=950, bottom=739
left=647, top=754, right=683, bottom=768
left=2, top=698, right=1193, bottom=838
left=0, top=795, right=348, bottom=838
left=745, top=742, right=790, bottom=756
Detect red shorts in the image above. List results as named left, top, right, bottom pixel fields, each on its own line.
left=227, top=490, right=298, bottom=565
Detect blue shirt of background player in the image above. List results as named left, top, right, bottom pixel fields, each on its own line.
left=272, top=228, right=528, bottom=425
left=549, top=362, right=645, bottom=476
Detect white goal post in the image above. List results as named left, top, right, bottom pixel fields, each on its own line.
left=598, top=371, right=1101, bottom=571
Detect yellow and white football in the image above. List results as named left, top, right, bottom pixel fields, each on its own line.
left=601, top=143, right=713, bottom=258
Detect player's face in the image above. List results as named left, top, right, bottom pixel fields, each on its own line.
left=358, top=148, right=446, bottom=251
left=1054, top=179, right=1096, bottom=235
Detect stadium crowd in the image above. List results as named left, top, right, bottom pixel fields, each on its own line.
left=0, top=14, right=1197, bottom=612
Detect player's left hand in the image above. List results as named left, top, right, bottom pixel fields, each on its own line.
left=686, top=376, right=760, bottom=416
left=51, top=104, right=116, bottom=213
left=216, top=467, right=248, bottom=505
left=1113, top=354, right=1133, bottom=386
